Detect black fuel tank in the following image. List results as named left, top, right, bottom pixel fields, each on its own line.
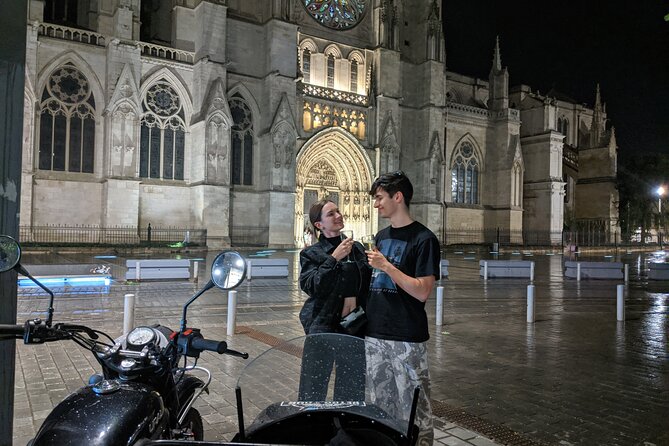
left=31, top=380, right=168, bottom=446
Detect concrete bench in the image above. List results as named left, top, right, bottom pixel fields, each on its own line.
left=125, top=259, right=191, bottom=281
left=479, top=260, right=534, bottom=279
left=648, top=262, right=669, bottom=280
left=440, top=259, right=449, bottom=280
left=246, top=258, right=289, bottom=279
left=564, top=261, right=623, bottom=280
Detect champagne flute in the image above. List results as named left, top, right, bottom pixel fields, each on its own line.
left=361, top=234, right=376, bottom=251
left=340, top=230, right=354, bottom=263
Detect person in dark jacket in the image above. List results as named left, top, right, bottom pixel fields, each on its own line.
left=297, top=199, right=371, bottom=401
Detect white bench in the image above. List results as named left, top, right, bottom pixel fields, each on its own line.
left=440, top=259, right=449, bottom=280
left=479, top=260, right=535, bottom=279
left=648, top=262, right=669, bottom=280
left=564, top=261, right=623, bottom=280
left=125, top=259, right=191, bottom=281
left=246, top=258, right=289, bottom=279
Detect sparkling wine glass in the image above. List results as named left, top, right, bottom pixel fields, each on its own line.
left=340, top=230, right=354, bottom=263
left=361, top=234, right=376, bottom=251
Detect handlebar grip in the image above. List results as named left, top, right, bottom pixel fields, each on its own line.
left=0, top=324, right=25, bottom=337
left=191, top=337, right=228, bottom=354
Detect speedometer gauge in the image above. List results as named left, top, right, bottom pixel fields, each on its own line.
left=126, top=326, right=156, bottom=349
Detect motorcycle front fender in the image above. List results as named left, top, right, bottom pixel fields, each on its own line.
left=32, top=381, right=169, bottom=446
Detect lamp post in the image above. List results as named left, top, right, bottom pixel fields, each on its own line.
left=657, top=186, right=665, bottom=247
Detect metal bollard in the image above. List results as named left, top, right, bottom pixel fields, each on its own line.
left=227, top=290, right=237, bottom=336
left=135, top=261, right=141, bottom=281
left=576, top=262, right=581, bottom=281
left=530, top=261, right=535, bottom=282
left=616, top=284, right=624, bottom=321
left=193, top=261, right=199, bottom=283
left=624, top=264, right=629, bottom=283
left=527, top=285, right=535, bottom=323
left=436, top=286, right=444, bottom=326
left=483, top=261, right=488, bottom=281
left=123, top=293, right=136, bottom=335
left=246, top=260, right=252, bottom=281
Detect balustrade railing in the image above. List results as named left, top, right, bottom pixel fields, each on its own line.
left=38, top=22, right=106, bottom=47
left=138, top=41, right=195, bottom=64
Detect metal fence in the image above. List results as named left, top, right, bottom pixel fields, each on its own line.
left=444, top=228, right=667, bottom=248
left=19, top=225, right=207, bottom=247
left=230, top=226, right=269, bottom=247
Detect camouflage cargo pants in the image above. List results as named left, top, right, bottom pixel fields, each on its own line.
left=365, top=336, right=433, bottom=445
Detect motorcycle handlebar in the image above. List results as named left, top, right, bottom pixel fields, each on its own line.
left=191, top=337, right=228, bottom=354
left=0, top=324, right=25, bottom=338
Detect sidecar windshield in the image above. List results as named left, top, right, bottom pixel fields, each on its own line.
left=235, top=333, right=415, bottom=445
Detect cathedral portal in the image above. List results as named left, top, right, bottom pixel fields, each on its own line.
left=295, top=128, right=375, bottom=244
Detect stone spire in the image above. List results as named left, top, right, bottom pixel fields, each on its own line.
left=488, top=36, right=508, bottom=110
left=492, top=35, right=502, bottom=73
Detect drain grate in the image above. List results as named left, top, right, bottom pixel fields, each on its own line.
left=431, top=400, right=552, bottom=446
left=238, top=326, right=552, bottom=446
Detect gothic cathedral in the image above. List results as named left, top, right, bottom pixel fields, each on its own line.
left=20, top=0, right=619, bottom=247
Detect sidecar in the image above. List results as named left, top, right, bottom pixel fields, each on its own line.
left=231, top=333, right=420, bottom=446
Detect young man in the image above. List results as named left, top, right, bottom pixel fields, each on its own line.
left=365, top=171, right=440, bottom=446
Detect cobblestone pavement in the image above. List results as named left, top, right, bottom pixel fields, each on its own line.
left=9, top=247, right=669, bottom=445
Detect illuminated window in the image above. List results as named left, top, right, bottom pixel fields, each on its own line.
left=451, top=142, right=479, bottom=204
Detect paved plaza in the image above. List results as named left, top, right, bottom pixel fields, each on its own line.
left=8, top=247, right=669, bottom=445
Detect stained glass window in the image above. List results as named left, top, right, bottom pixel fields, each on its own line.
left=38, top=64, right=96, bottom=173
left=140, top=81, right=186, bottom=180
left=302, top=0, right=367, bottom=30
left=451, top=142, right=480, bottom=204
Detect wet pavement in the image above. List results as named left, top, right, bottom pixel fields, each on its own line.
left=9, top=246, right=669, bottom=445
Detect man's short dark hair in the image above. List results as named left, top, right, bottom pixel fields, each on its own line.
left=369, top=170, right=414, bottom=208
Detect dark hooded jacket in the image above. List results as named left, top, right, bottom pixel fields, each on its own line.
left=298, top=235, right=371, bottom=334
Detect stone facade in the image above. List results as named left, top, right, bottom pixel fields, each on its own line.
left=19, top=0, right=619, bottom=247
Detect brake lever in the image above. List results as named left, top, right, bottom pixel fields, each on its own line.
left=55, top=323, right=99, bottom=339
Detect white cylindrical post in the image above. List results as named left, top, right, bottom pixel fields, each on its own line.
left=530, top=261, right=535, bottom=282
left=227, top=290, right=238, bottom=336
left=526, top=285, right=535, bottom=323
left=435, top=286, right=444, bottom=326
left=193, top=261, right=199, bottom=282
left=246, top=260, right=252, bottom=281
left=135, top=261, right=141, bottom=281
left=576, top=262, right=581, bottom=281
left=483, top=261, right=488, bottom=281
left=624, top=264, right=629, bottom=283
left=123, top=293, right=136, bottom=335
left=616, top=284, right=624, bottom=321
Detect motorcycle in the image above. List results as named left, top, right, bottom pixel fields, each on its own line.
left=0, top=234, right=249, bottom=445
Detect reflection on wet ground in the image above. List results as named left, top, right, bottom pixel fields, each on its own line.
left=14, top=246, right=669, bottom=445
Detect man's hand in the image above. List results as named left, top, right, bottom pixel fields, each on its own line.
left=366, top=248, right=391, bottom=271
left=342, top=297, right=357, bottom=316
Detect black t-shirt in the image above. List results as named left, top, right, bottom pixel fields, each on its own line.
left=366, top=221, right=440, bottom=342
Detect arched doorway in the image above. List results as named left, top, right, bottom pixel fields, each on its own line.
left=296, top=128, right=375, bottom=245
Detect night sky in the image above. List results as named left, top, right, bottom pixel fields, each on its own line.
left=442, top=1, right=669, bottom=158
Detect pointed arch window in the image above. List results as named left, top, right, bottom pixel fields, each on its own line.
left=451, top=142, right=479, bottom=204
left=139, top=81, right=186, bottom=180
left=230, top=93, right=254, bottom=185
left=302, top=48, right=311, bottom=84
left=327, top=54, right=335, bottom=89
left=38, top=64, right=96, bottom=173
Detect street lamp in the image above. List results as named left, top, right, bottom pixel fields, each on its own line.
left=657, top=186, right=665, bottom=214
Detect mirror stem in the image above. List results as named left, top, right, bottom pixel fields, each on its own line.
left=17, top=265, right=55, bottom=327
left=180, top=280, right=214, bottom=332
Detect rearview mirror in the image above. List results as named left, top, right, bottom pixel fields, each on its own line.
left=211, top=251, right=246, bottom=290
left=0, top=235, right=21, bottom=273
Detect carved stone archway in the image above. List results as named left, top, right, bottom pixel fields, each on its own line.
left=296, top=127, right=375, bottom=244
